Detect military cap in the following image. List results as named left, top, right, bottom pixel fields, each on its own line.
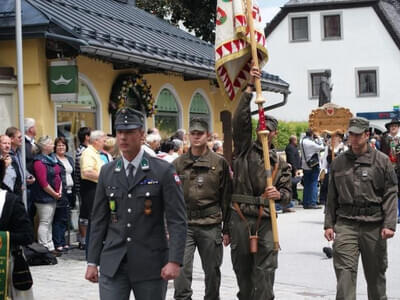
left=189, top=118, right=209, bottom=132
left=114, top=107, right=145, bottom=130
left=265, top=115, right=278, bottom=132
left=348, top=117, right=369, bottom=134
left=385, top=117, right=400, bottom=130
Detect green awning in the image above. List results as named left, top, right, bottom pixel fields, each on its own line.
left=156, top=89, right=178, bottom=112
left=190, top=93, right=209, bottom=114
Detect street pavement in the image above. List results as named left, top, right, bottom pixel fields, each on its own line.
left=30, top=207, right=400, bottom=299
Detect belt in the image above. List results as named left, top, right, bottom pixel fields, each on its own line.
left=187, top=206, right=220, bottom=219
left=232, top=194, right=269, bottom=207
left=337, top=204, right=382, bottom=217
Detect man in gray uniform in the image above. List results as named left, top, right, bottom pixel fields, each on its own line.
left=324, top=117, right=398, bottom=300
left=85, top=107, right=187, bottom=300
left=173, top=118, right=232, bottom=300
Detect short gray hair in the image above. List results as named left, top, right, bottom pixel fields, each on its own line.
left=172, top=138, right=183, bottom=151
left=146, top=133, right=161, bottom=144
left=36, top=136, right=53, bottom=153
left=24, top=118, right=35, bottom=133
left=90, top=130, right=105, bottom=143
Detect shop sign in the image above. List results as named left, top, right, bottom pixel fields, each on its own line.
left=48, top=60, right=78, bottom=102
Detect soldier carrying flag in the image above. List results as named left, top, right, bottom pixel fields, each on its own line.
left=215, top=0, right=291, bottom=299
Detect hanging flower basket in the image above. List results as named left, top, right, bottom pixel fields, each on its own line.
left=109, top=73, right=156, bottom=118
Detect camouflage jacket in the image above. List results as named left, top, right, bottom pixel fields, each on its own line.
left=231, top=92, right=291, bottom=218
left=324, top=145, right=398, bottom=231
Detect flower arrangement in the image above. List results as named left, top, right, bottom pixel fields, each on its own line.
left=109, top=73, right=156, bottom=117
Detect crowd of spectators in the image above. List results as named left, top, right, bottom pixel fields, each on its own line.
left=0, top=119, right=226, bottom=259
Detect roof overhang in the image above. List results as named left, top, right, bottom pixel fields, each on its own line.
left=80, top=44, right=290, bottom=94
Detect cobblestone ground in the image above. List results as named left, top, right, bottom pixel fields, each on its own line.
left=30, top=207, right=400, bottom=299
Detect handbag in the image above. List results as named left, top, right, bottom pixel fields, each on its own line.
left=307, top=153, right=320, bottom=168
left=301, top=138, right=320, bottom=168
left=12, top=248, right=33, bottom=291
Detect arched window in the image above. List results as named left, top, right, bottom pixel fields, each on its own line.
left=155, top=88, right=180, bottom=138
left=55, top=76, right=99, bottom=154
left=189, top=92, right=210, bottom=127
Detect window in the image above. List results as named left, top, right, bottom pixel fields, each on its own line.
left=55, top=76, right=99, bottom=156
left=189, top=92, right=210, bottom=129
left=290, top=16, right=309, bottom=42
left=155, top=88, right=181, bottom=138
left=323, top=14, right=342, bottom=39
left=356, top=69, right=378, bottom=97
left=0, top=81, right=16, bottom=134
left=309, top=71, right=326, bottom=99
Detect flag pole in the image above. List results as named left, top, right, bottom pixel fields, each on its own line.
left=245, top=0, right=279, bottom=251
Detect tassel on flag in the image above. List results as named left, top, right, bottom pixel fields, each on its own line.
left=215, top=0, right=268, bottom=102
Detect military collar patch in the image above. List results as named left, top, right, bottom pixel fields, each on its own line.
left=141, top=158, right=150, bottom=171
left=114, top=160, right=123, bottom=172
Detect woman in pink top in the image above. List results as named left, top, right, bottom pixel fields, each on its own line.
left=31, top=136, right=62, bottom=256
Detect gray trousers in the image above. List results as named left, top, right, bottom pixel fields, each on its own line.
left=99, top=260, right=167, bottom=300
left=333, top=218, right=388, bottom=300
left=230, top=211, right=277, bottom=300
left=174, top=224, right=223, bottom=300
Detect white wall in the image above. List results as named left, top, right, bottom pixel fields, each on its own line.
left=264, top=6, right=400, bottom=126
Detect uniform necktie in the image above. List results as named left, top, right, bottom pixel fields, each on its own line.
left=128, top=164, right=135, bottom=186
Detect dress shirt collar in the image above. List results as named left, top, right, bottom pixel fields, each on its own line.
left=122, top=147, right=144, bottom=173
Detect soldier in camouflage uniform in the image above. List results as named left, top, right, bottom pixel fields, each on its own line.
left=230, top=67, right=291, bottom=300
left=324, top=117, right=398, bottom=300
left=173, top=118, right=232, bottom=300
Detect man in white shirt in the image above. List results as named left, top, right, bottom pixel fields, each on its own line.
left=300, top=129, right=324, bottom=209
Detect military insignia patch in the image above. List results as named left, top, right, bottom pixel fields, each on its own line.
left=174, top=173, right=181, bottom=184
left=141, top=158, right=150, bottom=170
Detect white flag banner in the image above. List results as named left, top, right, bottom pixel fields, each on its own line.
left=215, top=0, right=268, bottom=102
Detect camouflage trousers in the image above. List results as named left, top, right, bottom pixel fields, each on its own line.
left=173, top=224, right=223, bottom=300
left=333, top=218, right=388, bottom=300
left=230, top=211, right=278, bottom=300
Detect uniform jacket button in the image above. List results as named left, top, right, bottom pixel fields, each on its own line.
left=127, top=237, right=132, bottom=242
left=128, top=194, right=132, bottom=198
left=127, top=223, right=131, bottom=228
left=127, top=208, right=132, bottom=213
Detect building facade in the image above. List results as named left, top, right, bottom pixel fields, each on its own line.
left=264, top=0, right=400, bottom=130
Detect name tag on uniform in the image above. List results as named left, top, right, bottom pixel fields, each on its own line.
left=362, top=170, right=368, bottom=178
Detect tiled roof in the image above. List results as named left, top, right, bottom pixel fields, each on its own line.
left=378, top=0, right=400, bottom=46
left=0, top=0, right=49, bottom=28
left=266, top=0, right=400, bottom=51
left=0, top=0, right=290, bottom=93
left=29, top=0, right=215, bottom=70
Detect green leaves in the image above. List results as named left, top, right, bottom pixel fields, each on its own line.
left=137, top=0, right=217, bottom=42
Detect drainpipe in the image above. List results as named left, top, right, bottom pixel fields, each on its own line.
left=15, top=0, right=28, bottom=209
left=251, top=91, right=290, bottom=115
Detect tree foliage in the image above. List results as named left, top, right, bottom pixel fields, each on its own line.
left=252, top=119, right=309, bottom=151
left=136, top=0, right=216, bottom=43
